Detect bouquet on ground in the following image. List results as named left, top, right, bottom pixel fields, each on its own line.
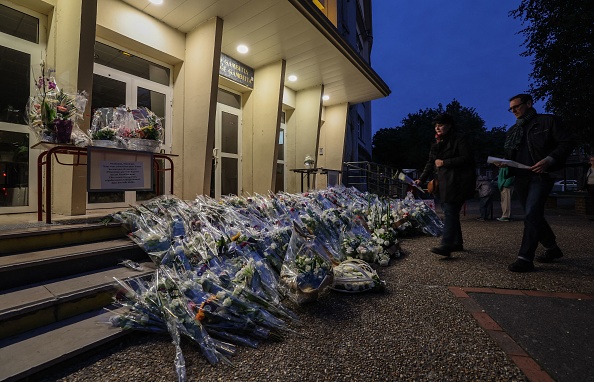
left=332, top=259, right=386, bottom=293
left=280, top=222, right=336, bottom=305
left=26, top=61, right=88, bottom=144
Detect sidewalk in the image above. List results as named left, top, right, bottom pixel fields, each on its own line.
left=28, top=198, right=594, bottom=381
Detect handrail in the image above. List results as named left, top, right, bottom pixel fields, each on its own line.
left=342, top=161, right=413, bottom=198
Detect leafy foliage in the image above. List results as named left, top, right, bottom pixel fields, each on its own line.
left=372, top=100, right=499, bottom=171
left=510, top=0, right=594, bottom=151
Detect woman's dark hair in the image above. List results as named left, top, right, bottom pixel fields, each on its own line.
left=432, top=113, right=455, bottom=126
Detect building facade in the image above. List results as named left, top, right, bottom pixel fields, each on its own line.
left=0, top=0, right=389, bottom=216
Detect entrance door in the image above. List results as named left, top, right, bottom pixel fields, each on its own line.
left=88, top=62, right=172, bottom=208
left=0, top=4, right=46, bottom=214
left=212, top=89, right=242, bottom=198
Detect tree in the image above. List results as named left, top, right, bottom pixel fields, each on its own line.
left=372, top=100, right=491, bottom=171
left=510, top=0, right=594, bottom=151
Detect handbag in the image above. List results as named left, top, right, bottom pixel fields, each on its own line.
left=427, top=178, right=439, bottom=195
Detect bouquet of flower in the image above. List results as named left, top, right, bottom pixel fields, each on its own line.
left=131, top=107, right=164, bottom=142
left=280, top=222, right=335, bottom=305
left=26, top=61, right=87, bottom=144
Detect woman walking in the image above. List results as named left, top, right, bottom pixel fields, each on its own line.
left=415, top=113, right=476, bottom=257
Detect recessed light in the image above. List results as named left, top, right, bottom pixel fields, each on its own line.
left=322, top=95, right=330, bottom=101
left=237, top=45, right=249, bottom=54
left=149, top=0, right=163, bottom=4
left=288, top=75, right=297, bottom=82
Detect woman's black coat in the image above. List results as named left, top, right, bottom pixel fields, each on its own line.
left=419, top=131, right=476, bottom=203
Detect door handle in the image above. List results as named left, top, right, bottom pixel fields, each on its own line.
left=212, top=148, right=219, bottom=167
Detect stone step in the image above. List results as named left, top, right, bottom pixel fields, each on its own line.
left=0, top=259, right=156, bottom=340
left=0, top=222, right=127, bottom=255
left=0, top=306, right=130, bottom=382
left=0, top=238, right=147, bottom=290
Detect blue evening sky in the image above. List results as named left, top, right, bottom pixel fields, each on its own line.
left=370, top=1, right=540, bottom=134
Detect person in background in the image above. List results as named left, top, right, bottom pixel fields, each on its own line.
left=476, top=175, right=496, bottom=221
left=500, top=94, right=575, bottom=272
left=415, top=113, right=476, bottom=257
left=497, top=167, right=514, bottom=221
left=583, top=155, right=594, bottom=221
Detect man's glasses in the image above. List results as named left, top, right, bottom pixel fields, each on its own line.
left=508, top=102, right=525, bottom=112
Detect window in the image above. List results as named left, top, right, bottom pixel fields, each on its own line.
left=357, top=115, right=364, bottom=141
left=94, top=42, right=170, bottom=86
left=0, top=4, right=39, bottom=43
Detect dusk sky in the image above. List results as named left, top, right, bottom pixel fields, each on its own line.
left=370, top=1, right=541, bottom=134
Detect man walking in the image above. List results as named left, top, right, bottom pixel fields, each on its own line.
left=501, top=94, right=575, bottom=272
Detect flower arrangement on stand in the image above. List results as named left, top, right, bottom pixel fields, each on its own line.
left=125, top=107, right=164, bottom=152
left=88, top=106, right=164, bottom=151
left=89, top=108, right=120, bottom=148
left=26, top=62, right=87, bottom=144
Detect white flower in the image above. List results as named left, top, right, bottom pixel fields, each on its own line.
left=223, top=298, right=232, bottom=307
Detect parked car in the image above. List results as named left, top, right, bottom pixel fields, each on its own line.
left=551, top=179, right=578, bottom=193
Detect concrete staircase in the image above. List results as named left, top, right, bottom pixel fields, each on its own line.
left=0, top=221, right=155, bottom=381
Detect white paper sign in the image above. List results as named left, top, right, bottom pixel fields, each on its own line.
left=100, top=161, right=145, bottom=189
left=487, top=156, right=531, bottom=169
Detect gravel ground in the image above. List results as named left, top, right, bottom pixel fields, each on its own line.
left=39, top=201, right=594, bottom=382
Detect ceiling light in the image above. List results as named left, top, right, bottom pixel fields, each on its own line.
left=149, top=0, right=163, bottom=4
left=237, top=45, right=249, bottom=54
left=288, top=75, right=297, bottom=82
left=322, top=95, right=330, bottom=101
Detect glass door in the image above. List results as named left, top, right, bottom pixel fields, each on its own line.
left=0, top=4, right=46, bottom=214
left=88, top=61, right=172, bottom=209
left=213, top=100, right=242, bottom=198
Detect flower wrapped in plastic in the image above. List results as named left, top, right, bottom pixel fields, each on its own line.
left=280, top=222, right=336, bottom=305
left=26, top=61, right=88, bottom=144
left=89, top=108, right=121, bottom=148
left=339, top=227, right=379, bottom=264
left=125, top=107, right=164, bottom=152
left=398, top=192, right=444, bottom=237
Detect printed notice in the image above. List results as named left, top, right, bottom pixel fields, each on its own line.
left=100, top=161, right=145, bottom=189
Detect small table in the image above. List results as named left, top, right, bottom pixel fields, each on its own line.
left=290, top=168, right=319, bottom=192
left=290, top=168, right=342, bottom=192
left=34, top=143, right=177, bottom=223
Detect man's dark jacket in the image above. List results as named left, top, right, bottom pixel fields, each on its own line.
left=505, top=114, right=575, bottom=173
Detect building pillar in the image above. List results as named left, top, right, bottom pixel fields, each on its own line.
left=48, top=0, right=97, bottom=216
left=288, top=85, right=323, bottom=192
left=316, top=103, right=348, bottom=188
left=182, top=17, right=223, bottom=199
left=242, top=60, right=286, bottom=195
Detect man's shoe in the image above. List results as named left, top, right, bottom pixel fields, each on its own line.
left=536, top=247, right=564, bottom=263
left=497, top=217, right=510, bottom=222
left=508, top=259, right=534, bottom=272
left=430, top=246, right=452, bottom=257
left=451, top=244, right=464, bottom=252
left=476, top=217, right=485, bottom=221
